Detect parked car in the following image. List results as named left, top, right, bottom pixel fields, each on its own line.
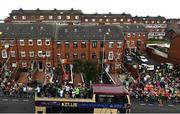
left=138, top=56, right=148, bottom=63
left=125, top=56, right=133, bottom=62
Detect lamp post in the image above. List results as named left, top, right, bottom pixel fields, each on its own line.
left=100, top=32, right=109, bottom=84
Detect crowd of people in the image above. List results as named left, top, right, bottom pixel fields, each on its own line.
left=123, top=64, right=180, bottom=105
left=0, top=75, right=93, bottom=99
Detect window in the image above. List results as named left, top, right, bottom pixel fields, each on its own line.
left=106, top=18, right=110, bottom=22
left=45, top=40, right=50, bottom=46
left=131, top=41, right=135, bottom=45
left=134, top=21, right=137, bottom=23
left=163, top=21, right=166, bottom=23
left=12, top=63, right=17, bottom=68
left=151, top=21, right=154, bottom=24
left=10, top=51, right=16, bottom=57
left=13, top=16, right=17, bottom=19
left=92, top=52, right=96, bottom=59
left=58, top=15, right=61, bottom=19
left=65, top=53, right=69, bottom=59
left=1, top=49, right=7, bottom=58
left=21, top=51, right=26, bottom=57
left=9, top=40, right=14, bottom=46
left=22, top=16, right=26, bottom=20
left=113, top=18, right=117, bottom=22
left=38, top=51, right=43, bottom=57
left=57, top=42, right=61, bottom=48
left=145, top=21, right=148, bottom=24
left=109, top=42, right=114, bottom=48
left=81, top=53, right=86, bottom=59
left=133, top=33, right=136, bottom=37
left=120, top=19, right=123, bottom=22
left=49, top=15, right=53, bottom=20
left=37, top=40, right=42, bottom=46
left=22, top=62, right=27, bottom=67
left=115, top=53, right=121, bottom=59
left=157, top=21, right=160, bottom=24
left=73, top=53, right=78, bottom=59
left=46, top=62, right=51, bottom=67
left=66, top=16, right=70, bottom=19
left=65, top=41, right=69, bottom=48
left=73, top=41, right=78, bottom=48
left=99, top=18, right=103, bottom=22
left=92, top=41, right=97, bottom=48
left=40, top=16, right=44, bottom=20
left=100, top=41, right=104, bottom=48
left=29, top=51, right=34, bottom=57
left=85, top=19, right=88, bottom=22
left=20, top=40, right=25, bottom=46
left=75, top=16, right=79, bottom=19
left=127, top=33, right=131, bottom=37
left=92, top=19, right=95, bottom=22
left=81, top=41, right=86, bottom=48
left=127, top=19, right=131, bottom=22
left=1, top=40, right=5, bottom=46
left=108, top=51, right=114, bottom=60
left=28, top=40, right=33, bottom=46
left=117, top=42, right=122, bottom=48
left=46, top=51, right=51, bottom=57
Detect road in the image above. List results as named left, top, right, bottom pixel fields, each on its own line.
left=0, top=97, right=179, bottom=113
left=131, top=98, right=180, bottom=113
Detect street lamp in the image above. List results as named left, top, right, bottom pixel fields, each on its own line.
left=100, top=32, right=109, bottom=84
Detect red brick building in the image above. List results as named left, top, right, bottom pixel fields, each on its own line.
left=0, top=23, right=125, bottom=74
left=168, top=34, right=180, bottom=63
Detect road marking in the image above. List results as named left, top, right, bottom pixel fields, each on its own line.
left=139, top=103, right=146, bottom=106
left=148, top=104, right=154, bottom=106
left=2, top=99, right=8, bottom=101
left=12, top=99, right=19, bottom=101
left=168, top=104, right=174, bottom=107
left=23, top=99, right=29, bottom=102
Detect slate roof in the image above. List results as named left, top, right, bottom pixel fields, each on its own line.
left=0, top=23, right=55, bottom=39
left=132, top=16, right=166, bottom=21
left=55, top=25, right=124, bottom=41
left=10, top=8, right=82, bottom=15
left=82, top=12, right=131, bottom=18
left=119, top=24, right=146, bottom=32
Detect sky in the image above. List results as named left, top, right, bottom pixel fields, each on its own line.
left=0, top=0, right=180, bottom=19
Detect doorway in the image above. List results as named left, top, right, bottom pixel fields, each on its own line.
left=38, top=61, right=43, bottom=71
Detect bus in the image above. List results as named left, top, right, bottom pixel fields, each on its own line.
left=35, top=84, right=131, bottom=114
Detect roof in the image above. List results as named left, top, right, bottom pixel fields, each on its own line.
left=10, top=8, right=82, bottom=15
left=132, top=16, right=166, bottom=21
left=119, top=24, right=146, bottom=32
left=55, top=25, right=124, bottom=41
left=82, top=13, right=131, bottom=18
left=92, top=84, right=129, bottom=95
left=0, top=23, right=55, bottom=39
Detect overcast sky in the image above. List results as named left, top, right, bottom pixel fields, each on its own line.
left=1, top=0, right=180, bottom=19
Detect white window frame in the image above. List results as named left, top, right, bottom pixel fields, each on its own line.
left=108, top=51, right=114, bottom=60
left=120, top=19, right=124, bottom=22
left=28, top=39, right=33, bottom=46
left=22, top=16, right=26, bottom=20
left=38, top=51, right=43, bottom=57
left=46, top=51, right=51, bottom=57
left=92, top=19, right=95, bottom=22
left=22, top=62, right=27, bottom=67
left=1, top=49, right=7, bottom=58
left=127, top=33, right=131, bottom=37
left=13, top=16, right=17, bottom=20
left=99, top=18, right=103, bottom=22
left=66, top=16, right=70, bottom=19
left=58, top=15, right=61, bottom=19
left=46, top=62, right=51, bottom=67
left=10, top=51, right=16, bottom=57
left=113, top=18, right=117, bottom=22
left=109, top=42, right=114, bottom=48
left=20, top=40, right=25, bottom=46
left=40, top=15, right=44, bottom=20
left=85, top=19, right=88, bottom=22
left=37, top=40, right=42, bottom=46
left=21, top=51, right=26, bottom=58
left=117, top=42, right=122, bottom=48
left=45, top=40, right=50, bottom=46
left=29, top=51, right=34, bottom=57
left=12, top=63, right=17, bottom=68
left=49, top=15, right=53, bottom=20
left=75, top=16, right=79, bottom=20
left=106, top=18, right=110, bottom=22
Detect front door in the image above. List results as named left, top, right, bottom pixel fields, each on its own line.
left=38, top=61, right=43, bottom=71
